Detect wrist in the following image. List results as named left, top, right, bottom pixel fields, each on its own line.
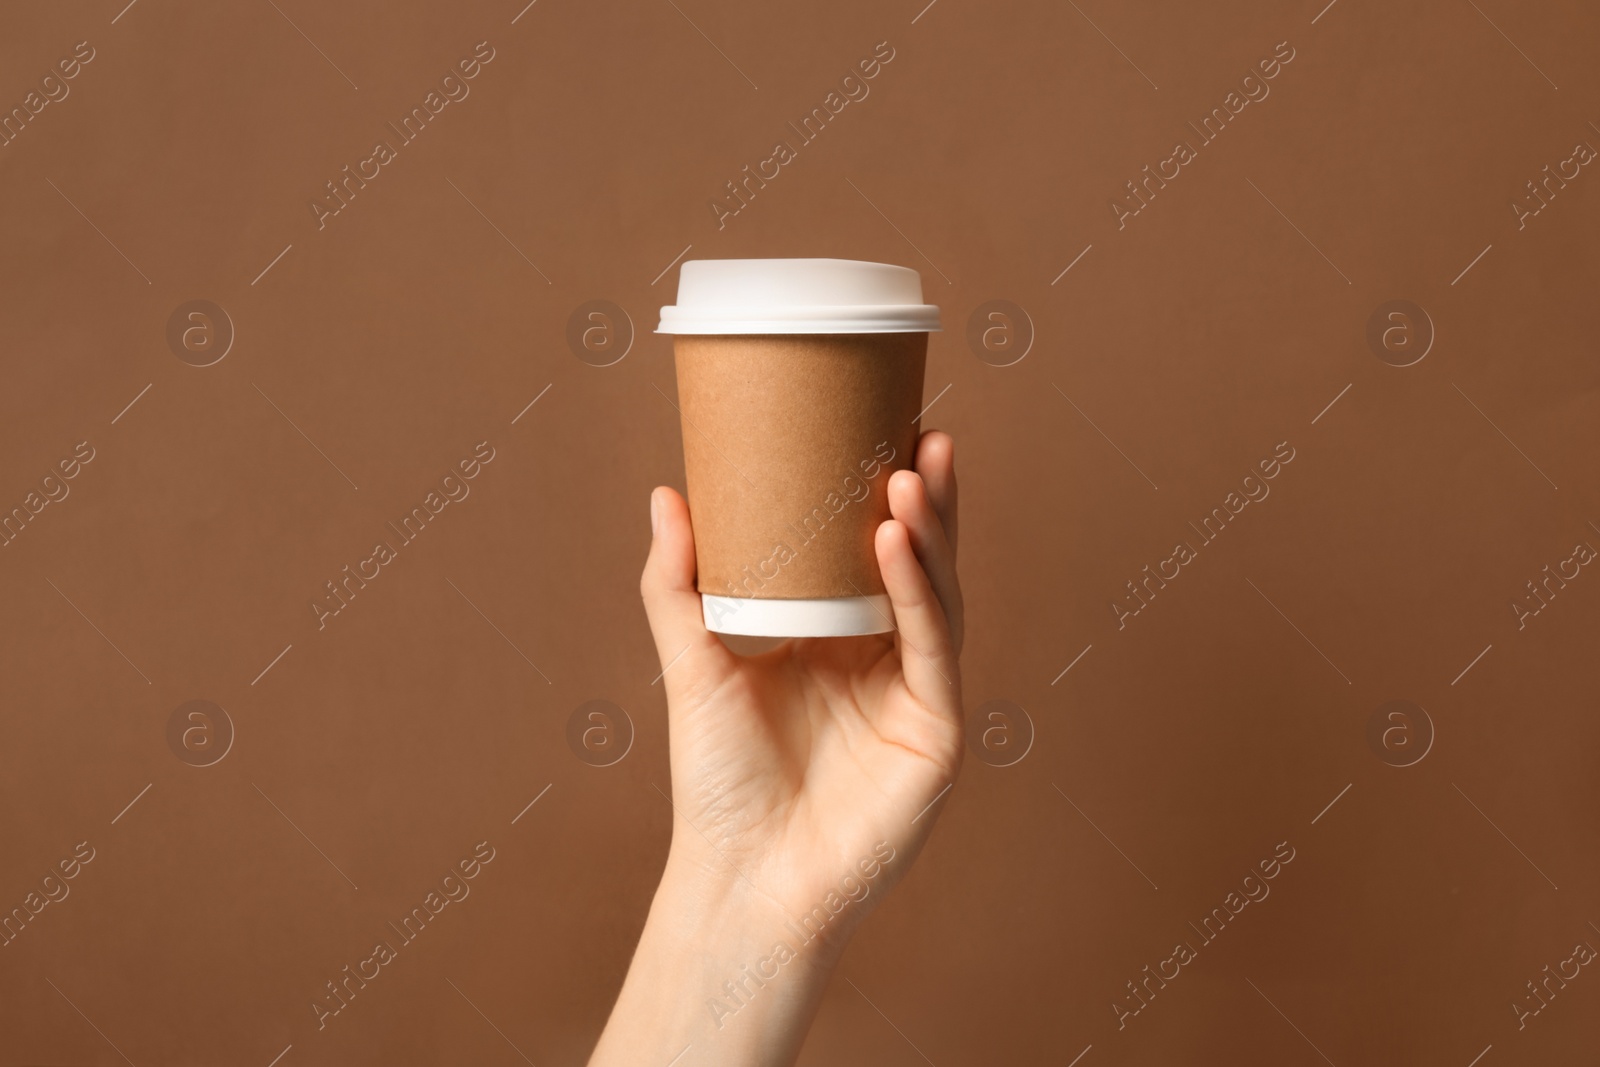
left=590, top=863, right=843, bottom=1067
left=659, top=841, right=874, bottom=964
left=656, top=844, right=857, bottom=967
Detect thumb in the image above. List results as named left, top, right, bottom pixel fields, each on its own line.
left=640, top=486, right=732, bottom=699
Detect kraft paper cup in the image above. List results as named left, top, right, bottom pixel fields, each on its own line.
left=657, top=259, right=941, bottom=638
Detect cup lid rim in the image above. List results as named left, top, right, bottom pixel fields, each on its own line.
left=656, top=258, right=942, bottom=334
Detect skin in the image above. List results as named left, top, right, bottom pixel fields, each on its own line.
left=589, top=430, right=965, bottom=1067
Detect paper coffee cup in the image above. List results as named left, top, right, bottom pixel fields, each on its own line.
left=657, top=259, right=941, bottom=638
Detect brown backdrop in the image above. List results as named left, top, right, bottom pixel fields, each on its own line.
left=2, top=0, right=1597, bottom=1064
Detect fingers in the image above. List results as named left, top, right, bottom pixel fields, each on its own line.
left=640, top=486, right=732, bottom=700
left=875, top=518, right=961, bottom=720
left=914, top=431, right=957, bottom=559
left=887, top=467, right=964, bottom=656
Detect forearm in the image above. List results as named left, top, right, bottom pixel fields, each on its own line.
left=588, top=854, right=849, bottom=1067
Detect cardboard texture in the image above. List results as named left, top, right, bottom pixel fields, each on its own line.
left=673, top=332, right=926, bottom=600
left=1, top=0, right=1598, bottom=1064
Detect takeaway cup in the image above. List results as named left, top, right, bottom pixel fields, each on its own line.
left=656, top=258, right=940, bottom=637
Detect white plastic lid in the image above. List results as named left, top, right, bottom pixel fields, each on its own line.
left=657, top=258, right=942, bottom=334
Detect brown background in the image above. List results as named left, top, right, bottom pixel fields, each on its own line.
left=1, top=0, right=1597, bottom=1064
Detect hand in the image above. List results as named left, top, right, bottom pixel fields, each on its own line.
left=588, top=431, right=964, bottom=1067
left=643, top=430, right=964, bottom=931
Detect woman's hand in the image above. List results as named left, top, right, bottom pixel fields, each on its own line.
left=588, top=430, right=964, bottom=1067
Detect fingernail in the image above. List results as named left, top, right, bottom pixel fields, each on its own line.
left=649, top=490, right=660, bottom=538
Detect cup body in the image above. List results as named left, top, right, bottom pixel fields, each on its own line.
left=672, top=332, right=927, bottom=636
